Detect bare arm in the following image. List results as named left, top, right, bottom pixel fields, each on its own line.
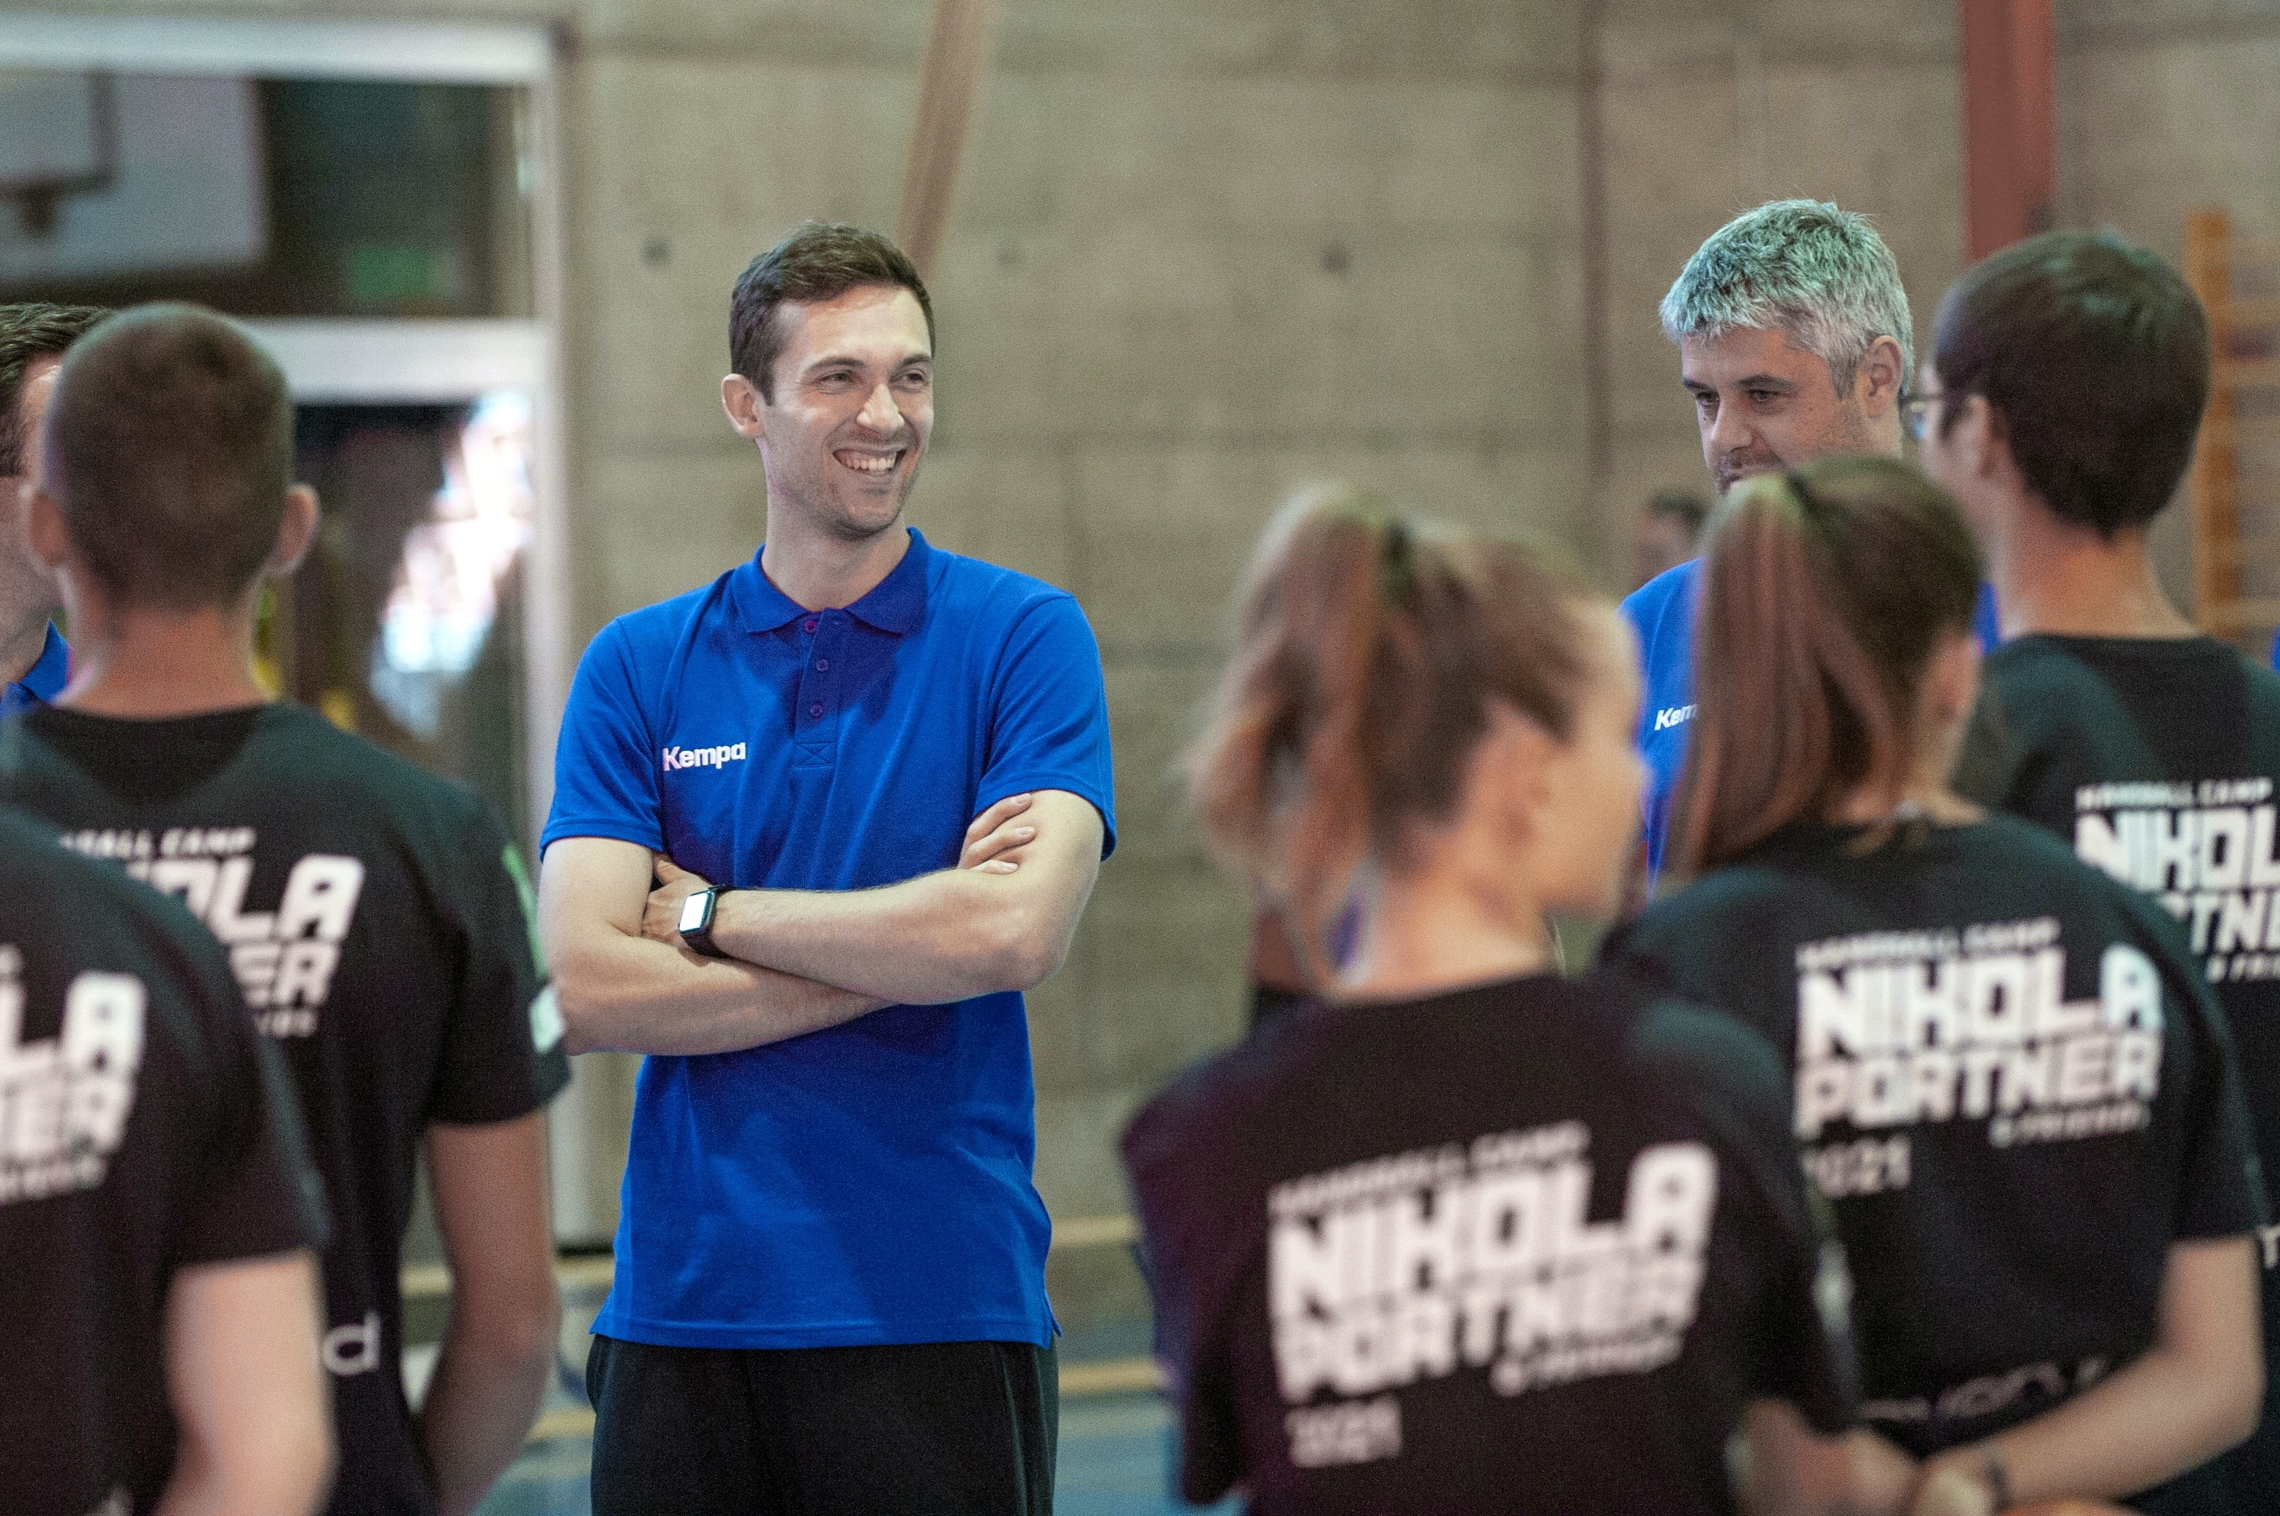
left=1734, top=1399, right=1914, bottom=1516
left=156, top=1249, right=334, bottom=1516
left=541, top=795, right=1048, bottom=1055
left=669, top=789, right=1105, bottom=1006
left=419, top=1113, right=561, bottom=1516
left=1909, top=1235, right=2262, bottom=1513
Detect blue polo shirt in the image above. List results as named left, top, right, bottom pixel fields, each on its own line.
left=1, top=622, right=67, bottom=714
left=1622, top=559, right=1999, bottom=882
left=544, top=528, right=1114, bottom=1349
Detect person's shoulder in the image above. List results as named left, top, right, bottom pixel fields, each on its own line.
left=1624, top=856, right=1802, bottom=955
left=252, top=704, right=503, bottom=840
left=1569, top=965, right=1790, bottom=1130
left=1121, top=1013, right=1318, bottom=1191
left=1965, top=813, right=2174, bottom=924
left=591, top=572, right=740, bottom=660
left=925, top=537, right=1084, bottom=622
left=1618, top=556, right=1700, bottom=635
left=0, top=802, right=232, bottom=974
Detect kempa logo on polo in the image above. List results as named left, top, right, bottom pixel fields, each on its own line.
left=1653, top=704, right=1696, bottom=733
left=663, top=743, right=747, bottom=772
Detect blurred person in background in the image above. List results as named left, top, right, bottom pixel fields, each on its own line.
left=1937, top=230, right=2280, bottom=1515
left=1632, top=488, right=1710, bottom=591
left=1, top=304, right=567, bottom=1516
left=539, top=222, right=1112, bottom=1515
left=1612, top=458, right=2265, bottom=1514
left=1126, top=490, right=1897, bottom=1515
left=0, top=802, right=333, bottom=1516
left=0, top=303, right=107, bottom=712
left=1627, top=200, right=2000, bottom=887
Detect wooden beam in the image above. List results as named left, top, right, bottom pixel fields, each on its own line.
left=1958, top=0, right=2056, bottom=261
left=897, top=0, right=1001, bottom=281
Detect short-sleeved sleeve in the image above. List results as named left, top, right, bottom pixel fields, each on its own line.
left=2169, top=964, right=2269, bottom=1241
left=542, top=619, right=663, bottom=854
left=175, top=938, right=330, bottom=1266
left=1122, top=1072, right=1254, bottom=1505
left=978, top=595, right=1116, bottom=857
left=427, top=802, right=570, bottom=1126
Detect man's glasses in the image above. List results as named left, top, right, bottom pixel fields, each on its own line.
left=1900, top=391, right=1945, bottom=443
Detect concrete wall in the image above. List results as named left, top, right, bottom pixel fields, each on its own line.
left=26, top=0, right=2280, bottom=1329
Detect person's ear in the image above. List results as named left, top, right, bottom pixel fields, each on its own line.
left=1925, top=629, right=1982, bottom=727
left=721, top=373, right=766, bottom=442
left=1947, top=394, right=2011, bottom=485
left=26, top=483, right=68, bottom=570
left=1857, top=335, right=1907, bottom=417
left=268, top=485, right=320, bottom=576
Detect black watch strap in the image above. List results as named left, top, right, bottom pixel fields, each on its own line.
left=677, top=885, right=729, bottom=958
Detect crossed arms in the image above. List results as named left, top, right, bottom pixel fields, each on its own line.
left=539, top=790, right=1104, bottom=1056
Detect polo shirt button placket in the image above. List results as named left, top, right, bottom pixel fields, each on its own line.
left=794, top=611, right=841, bottom=770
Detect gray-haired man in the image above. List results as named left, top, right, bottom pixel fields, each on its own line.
left=1623, top=200, right=1990, bottom=880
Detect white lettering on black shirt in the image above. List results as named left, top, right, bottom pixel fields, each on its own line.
left=1790, top=917, right=2164, bottom=1163
left=1265, top=1120, right=1717, bottom=1467
left=0, top=944, right=146, bottom=1206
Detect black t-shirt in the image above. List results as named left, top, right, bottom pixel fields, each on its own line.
left=0, top=802, right=327, bottom=1515
left=1610, top=815, right=2266, bottom=1459
left=0, top=703, right=570, bottom=1516
left=1120, top=970, right=1855, bottom=1516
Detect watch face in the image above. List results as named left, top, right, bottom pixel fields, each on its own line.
left=678, top=890, right=710, bottom=934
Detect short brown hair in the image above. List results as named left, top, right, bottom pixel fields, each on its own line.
left=44, top=304, right=293, bottom=611
left=0, top=303, right=109, bottom=475
left=1674, top=456, right=1983, bottom=875
left=729, top=222, right=933, bottom=402
left=1182, top=488, right=1595, bottom=973
left=1933, top=230, right=2208, bottom=537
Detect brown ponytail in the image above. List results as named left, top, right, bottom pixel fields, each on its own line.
left=1182, top=487, right=1594, bottom=975
left=1674, top=455, right=1983, bottom=876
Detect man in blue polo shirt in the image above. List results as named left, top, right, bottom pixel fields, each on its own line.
left=0, top=305, right=106, bottom=712
left=539, top=222, right=1113, bottom=1514
left=1625, top=201, right=1998, bottom=883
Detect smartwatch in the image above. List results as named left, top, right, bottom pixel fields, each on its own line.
left=677, top=886, right=728, bottom=958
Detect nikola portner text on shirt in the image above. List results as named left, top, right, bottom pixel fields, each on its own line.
left=0, top=803, right=333, bottom=1516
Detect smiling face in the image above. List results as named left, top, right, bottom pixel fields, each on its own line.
left=1681, top=325, right=1892, bottom=495
left=730, top=284, right=934, bottom=543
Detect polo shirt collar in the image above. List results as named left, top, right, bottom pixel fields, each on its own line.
left=734, top=528, right=934, bottom=636
left=1, top=621, right=68, bottom=714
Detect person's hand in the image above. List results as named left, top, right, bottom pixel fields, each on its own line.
left=961, top=792, right=1038, bottom=874
left=1842, top=1428, right=1920, bottom=1515
left=643, top=856, right=714, bottom=946
left=1908, top=1453, right=2002, bottom=1516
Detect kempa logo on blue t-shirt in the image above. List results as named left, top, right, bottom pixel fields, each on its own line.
left=1652, top=704, right=1696, bottom=733
left=662, top=743, right=746, bottom=773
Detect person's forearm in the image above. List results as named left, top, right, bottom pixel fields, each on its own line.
left=1932, top=1341, right=2259, bottom=1505
left=712, top=867, right=1073, bottom=1005
left=155, top=1421, right=332, bottom=1516
left=555, top=923, right=884, bottom=1055
left=419, top=1313, right=558, bottom=1516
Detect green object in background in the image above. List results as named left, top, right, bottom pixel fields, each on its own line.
left=347, top=244, right=447, bottom=302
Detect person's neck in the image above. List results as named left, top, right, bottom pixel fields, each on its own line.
left=1337, top=866, right=1552, bottom=1003
left=1831, top=764, right=1977, bottom=828
left=1992, top=495, right=2196, bottom=640
left=759, top=514, right=911, bottom=613
left=59, top=599, right=268, bottom=719
left=0, top=605, right=52, bottom=686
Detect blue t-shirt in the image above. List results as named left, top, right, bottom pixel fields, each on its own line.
left=544, top=528, right=1115, bottom=1349
left=1, top=622, right=67, bottom=714
left=1621, top=560, right=1999, bottom=883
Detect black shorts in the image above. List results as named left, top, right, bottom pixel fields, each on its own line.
left=585, top=1334, right=1058, bottom=1515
